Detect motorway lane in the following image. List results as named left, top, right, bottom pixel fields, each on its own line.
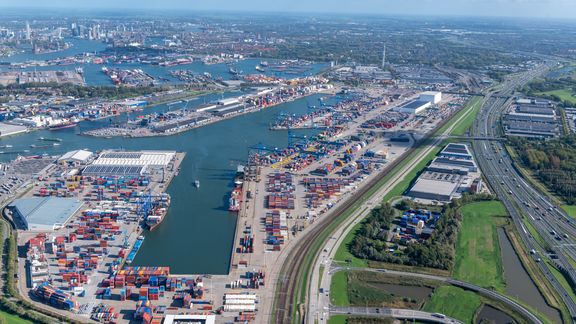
left=471, top=62, right=576, bottom=318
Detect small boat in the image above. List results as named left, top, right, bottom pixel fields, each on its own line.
left=38, top=137, right=62, bottom=142
left=255, top=65, right=265, bottom=72
left=194, top=180, right=200, bottom=188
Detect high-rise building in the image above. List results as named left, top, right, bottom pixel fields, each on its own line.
left=25, top=21, right=31, bottom=41
left=381, top=44, right=386, bottom=69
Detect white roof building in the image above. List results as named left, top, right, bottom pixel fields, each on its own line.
left=58, top=150, right=94, bottom=164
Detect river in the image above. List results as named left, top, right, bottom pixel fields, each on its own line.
left=0, top=92, right=339, bottom=274
left=0, top=38, right=328, bottom=86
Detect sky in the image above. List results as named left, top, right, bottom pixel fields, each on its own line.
left=1, top=0, right=576, bottom=19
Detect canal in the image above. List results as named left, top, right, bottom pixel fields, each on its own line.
left=497, top=228, right=561, bottom=323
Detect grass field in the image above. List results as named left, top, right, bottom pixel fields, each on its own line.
left=0, top=311, right=33, bottom=324
left=330, top=271, right=350, bottom=306
left=450, top=96, right=483, bottom=136
left=328, top=315, right=348, bottom=324
left=453, top=201, right=507, bottom=292
left=561, top=205, right=576, bottom=220
left=537, top=89, right=576, bottom=105
left=423, top=286, right=482, bottom=323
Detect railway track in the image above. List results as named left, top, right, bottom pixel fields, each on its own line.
left=273, top=142, right=419, bottom=323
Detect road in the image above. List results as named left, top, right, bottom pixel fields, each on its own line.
left=327, top=266, right=543, bottom=324
left=330, top=306, right=462, bottom=324
left=471, top=60, right=576, bottom=320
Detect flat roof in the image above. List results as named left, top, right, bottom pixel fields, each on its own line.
left=93, top=151, right=175, bottom=167
left=163, top=315, right=216, bottom=324
left=409, top=177, right=460, bottom=197
left=10, top=197, right=83, bottom=231
left=82, top=165, right=144, bottom=176
left=58, top=149, right=93, bottom=162
left=401, top=100, right=430, bottom=110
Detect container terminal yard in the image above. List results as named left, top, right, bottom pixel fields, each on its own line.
left=0, top=86, right=476, bottom=324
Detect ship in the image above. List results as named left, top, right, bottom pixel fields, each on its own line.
left=228, top=187, right=242, bottom=212
left=228, top=166, right=245, bottom=212
left=125, top=236, right=145, bottom=265
left=260, top=61, right=269, bottom=67
left=255, top=65, right=265, bottom=72
left=229, top=67, right=241, bottom=75
left=145, top=207, right=168, bottom=231
left=38, top=137, right=62, bottom=142
left=194, top=180, right=200, bottom=188
left=48, top=121, right=77, bottom=131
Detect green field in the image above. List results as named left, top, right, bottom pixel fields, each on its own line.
left=561, top=205, right=576, bottom=220
left=328, top=315, right=348, bottom=324
left=423, top=286, right=482, bottom=323
left=0, top=311, right=33, bottom=324
left=537, top=89, right=576, bottom=105
left=453, top=201, right=507, bottom=292
left=450, top=96, right=483, bottom=136
left=330, top=271, right=350, bottom=306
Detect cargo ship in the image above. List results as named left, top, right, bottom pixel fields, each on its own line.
left=48, top=121, right=77, bottom=130
left=228, top=166, right=245, bottom=212
left=229, top=187, right=242, bottom=212
left=145, top=207, right=168, bottom=231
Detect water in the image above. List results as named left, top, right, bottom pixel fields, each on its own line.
left=0, top=93, right=333, bottom=274
left=476, top=305, right=515, bottom=324
left=497, top=228, right=561, bottom=323
left=0, top=38, right=328, bottom=86
left=376, top=283, right=433, bottom=301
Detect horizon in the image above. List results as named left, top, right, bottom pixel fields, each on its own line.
left=0, top=0, right=575, bottom=20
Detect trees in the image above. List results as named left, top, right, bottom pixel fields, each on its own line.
left=349, top=195, right=494, bottom=270
left=509, top=135, right=576, bottom=204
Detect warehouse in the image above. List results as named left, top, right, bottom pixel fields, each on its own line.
left=58, top=150, right=94, bottom=165
left=504, top=98, right=560, bottom=138
left=82, top=165, right=145, bottom=177
left=394, top=100, right=431, bottom=114
left=9, top=197, right=83, bottom=231
left=92, top=151, right=175, bottom=167
left=408, top=172, right=463, bottom=202
left=419, top=91, right=442, bottom=104
left=163, top=315, right=216, bottom=324
left=407, top=143, right=482, bottom=202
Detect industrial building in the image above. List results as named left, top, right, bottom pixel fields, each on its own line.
left=395, top=100, right=432, bottom=114
left=82, top=150, right=176, bottom=176
left=57, top=150, right=94, bottom=165
left=504, top=98, right=560, bottom=138
left=419, top=91, right=442, bottom=104
left=9, top=197, right=83, bottom=231
left=394, top=91, right=442, bottom=114
left=408, top=143, right=482, bottom=202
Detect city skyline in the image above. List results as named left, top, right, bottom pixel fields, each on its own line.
left=0, top=0, right=575, bottom=19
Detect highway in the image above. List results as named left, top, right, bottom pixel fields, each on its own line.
left=471, top=61, right=576, bottom=320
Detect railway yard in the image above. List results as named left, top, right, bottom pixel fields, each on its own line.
left=0, top=82, right=478, bottom=323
